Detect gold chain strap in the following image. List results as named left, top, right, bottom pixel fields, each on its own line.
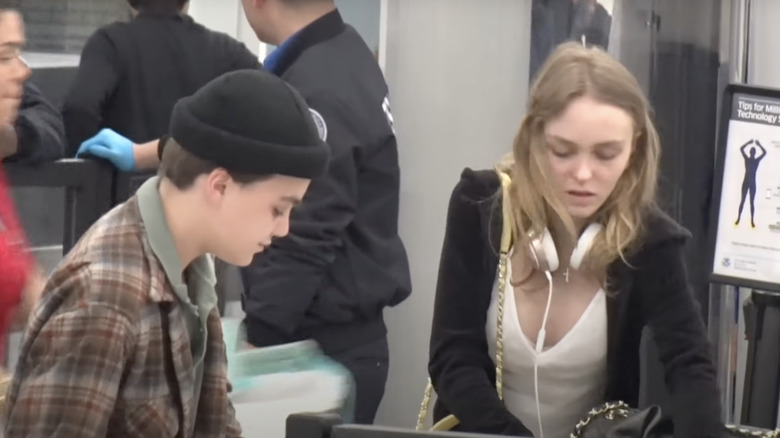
left=416, top=172, right=512, bottom=431
left=725, top=425, right=780, bottom=438
left=416, top=378, right=434, bottom=430
left=415, top=251, right=509, bottom=430
left=569, top=401, right=631, bottom=438
left=495, top=251, right=507, bottom=400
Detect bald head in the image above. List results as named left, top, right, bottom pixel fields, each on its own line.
left=242, top=0, right=336, bottom=46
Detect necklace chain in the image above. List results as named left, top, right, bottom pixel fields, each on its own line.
left=508, top=266, right=571, bottom=287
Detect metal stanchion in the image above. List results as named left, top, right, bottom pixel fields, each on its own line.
left=740, top=289, right=780, bottom=429
left=710, top=283, right=739, bottom=425
left=5, top=158, right=115, bottom=253
left=711, top=284, right=780, bottom=430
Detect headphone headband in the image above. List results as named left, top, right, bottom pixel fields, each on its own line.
left=496, top=170, right=602, bottom=274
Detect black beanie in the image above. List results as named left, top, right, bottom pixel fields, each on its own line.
left=169, top=69, right=330, bottom=179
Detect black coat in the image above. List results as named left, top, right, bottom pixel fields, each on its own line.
left=429, top=168, right=722, bottom=437
left=242, top=10, right=411, bottom=355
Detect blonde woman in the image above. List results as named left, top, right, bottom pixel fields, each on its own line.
left=428, top=42, right=721, bottom=438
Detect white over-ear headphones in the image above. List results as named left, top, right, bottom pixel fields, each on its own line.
left=497, top=171, right=603, bottom=275
left=527, top=222, right=604, bottom=273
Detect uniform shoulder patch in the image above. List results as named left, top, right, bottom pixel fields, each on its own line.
left=382, top=96, right=396, bottom=134
left=309, top=108, right=328, bottom=142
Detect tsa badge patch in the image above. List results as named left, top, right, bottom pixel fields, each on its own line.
left=309, top=108, right=328, bottom=142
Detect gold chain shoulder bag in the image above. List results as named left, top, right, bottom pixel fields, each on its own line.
left=415, top=171, right=513, bottom=431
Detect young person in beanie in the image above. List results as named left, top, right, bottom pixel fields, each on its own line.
left=4, top=69, right=330, bottom=438
left=240, top=0, right=411, bottom=424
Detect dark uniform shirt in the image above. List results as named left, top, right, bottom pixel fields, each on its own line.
left=242, top=10, right=411, bottom=354
left=62, top=11, right=261, bottom=155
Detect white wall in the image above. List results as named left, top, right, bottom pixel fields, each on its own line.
left=335, top=0, right=382, bottom=54
left=599, top=0, right=615, bottom=14
left=747, top=0, right=780, bottom=88
left=375, top=0, right=532, bottom=427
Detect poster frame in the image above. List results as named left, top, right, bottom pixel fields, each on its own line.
left=709, top=82, right=780, bottom=292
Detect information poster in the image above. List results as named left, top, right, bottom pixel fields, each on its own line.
left=712, top=92, right=780, bottom=286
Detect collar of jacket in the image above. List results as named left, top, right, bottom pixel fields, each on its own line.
left=135, top=10, right=188, bottom=20
left=264, top=8, right=346, bottom=76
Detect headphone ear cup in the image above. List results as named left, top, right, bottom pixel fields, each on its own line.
left=528, top=228, right=559, bottom=272
left=569, top=223, right=604, bottom=270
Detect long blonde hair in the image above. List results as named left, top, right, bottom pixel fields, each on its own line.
left=497, top=42, right=660, bottom=280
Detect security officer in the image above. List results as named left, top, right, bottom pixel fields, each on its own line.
left=241, top=0, right=411, bottom=424
left=64, top=0, right=261, bottom=170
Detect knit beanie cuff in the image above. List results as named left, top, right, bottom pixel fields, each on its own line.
left=170, top=95, right=330, bottom=179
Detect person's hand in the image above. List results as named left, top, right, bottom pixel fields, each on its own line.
left=76, top=128, right=136, bottom=171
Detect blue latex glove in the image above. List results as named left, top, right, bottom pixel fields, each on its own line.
left=76, top=128, right=135, bottom=171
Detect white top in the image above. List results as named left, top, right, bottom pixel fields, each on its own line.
left=486, top=262, right=608, bottom=438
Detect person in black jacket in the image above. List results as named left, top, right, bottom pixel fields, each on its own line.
left=240, top=0, right=411, bottom=424
left=63, top=0, right=261, bottom=170
left=427, top=42, right=721, bottom=437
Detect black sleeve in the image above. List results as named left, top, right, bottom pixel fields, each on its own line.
left=427, top=171, right=530, bottom=435
left=636, top=239, right=723, bottom=437
left=242, top=97, right=357, bottom=345
left=226, top=39, right=262, bottom=71
left=61, top=29, right=121, bottom=156
left=4, top=82, right=65, bottom=165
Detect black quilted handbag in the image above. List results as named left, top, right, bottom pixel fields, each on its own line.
left=571, top=401, right=779, bottom=438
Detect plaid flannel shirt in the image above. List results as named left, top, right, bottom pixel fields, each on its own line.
left=4, top=195, right=242, bottom=438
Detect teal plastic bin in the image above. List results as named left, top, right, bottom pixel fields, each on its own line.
left=222, top=318, right=355, bottom=437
